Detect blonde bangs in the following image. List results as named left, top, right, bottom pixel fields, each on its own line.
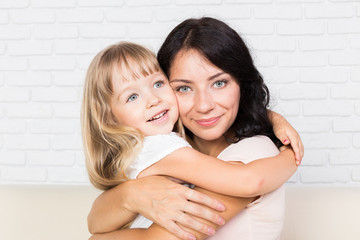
left=104, top=42, right=161, bottom=84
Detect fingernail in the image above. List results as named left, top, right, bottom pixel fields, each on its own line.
left=217, top=203, right=225, bottom=211
left=283, top=139, right=289, bottom=144
left=208, top=228, right=215, bottom=236
left=217, top=217, right=225, bottom=225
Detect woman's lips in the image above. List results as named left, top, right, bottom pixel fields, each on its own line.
left=195, top=116, right=221, bottom=127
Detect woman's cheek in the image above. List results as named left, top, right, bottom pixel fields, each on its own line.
left=177, top=95, right=193, bottom=119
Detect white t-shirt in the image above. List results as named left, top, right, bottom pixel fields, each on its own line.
left=207, top=135, right=285, bottom=240
left=126, top=132, right=191, bottom=229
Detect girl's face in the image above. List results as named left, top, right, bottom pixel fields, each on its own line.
left=110, top=69, right=179, bottom=136
left=169, top=49, right=240, bottom=142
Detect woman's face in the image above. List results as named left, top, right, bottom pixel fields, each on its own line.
left=169, top=49, right=240, bottom=142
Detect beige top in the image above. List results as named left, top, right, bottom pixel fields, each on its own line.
left=208, top=135, right=285, bottom=240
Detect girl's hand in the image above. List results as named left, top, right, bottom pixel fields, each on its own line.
left=274, top=120, right=304, bottom=165
left=269, top=111, right=304, bottom=165
left=126, top=176, right=226, bottom=240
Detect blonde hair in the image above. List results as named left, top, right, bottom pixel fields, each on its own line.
left=81, top=42, right=162, bottom=190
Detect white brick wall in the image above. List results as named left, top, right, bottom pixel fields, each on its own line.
left=1, top=0, right=359, bottom=186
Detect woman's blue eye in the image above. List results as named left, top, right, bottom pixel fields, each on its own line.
left=213, top=80, right=226, bottom=88
left=127, top=94, right=138, bottom=102
left=177, top=86, right=191, bottom=93
left=154, top=81, right=164, bottom=88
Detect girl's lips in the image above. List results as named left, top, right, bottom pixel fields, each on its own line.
left=195, top=116, right=221, bottom=127
left=147, top=110, right=169, bottom=124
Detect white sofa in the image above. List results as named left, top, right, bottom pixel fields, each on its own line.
left=1, top=185, right=359, bottom=240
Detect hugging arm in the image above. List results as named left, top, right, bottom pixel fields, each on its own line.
left=88, top=148, right=297, bottom=238
left=90, top=186, right=254, bottom=240
left=88, top=112, right=302, bottom=238
left=269, top=110, right=304, bottom=163
left=88, top=176, right=227, bottom=239
left=87, top=182, right=137, bottom=234
left=145, top=147, right=297, bottom=197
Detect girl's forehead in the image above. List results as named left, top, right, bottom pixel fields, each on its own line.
left=111, top=65, right=166, bottom=92
left=111, top=58, right=159, bottom=82
left=111, top=65, right=161, bottom=84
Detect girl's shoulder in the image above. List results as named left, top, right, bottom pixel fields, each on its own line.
left=143, top=132, right=190, bottom=149
left=218, top=135, right=279, bottom=163
left=126, top=132, right=191, bottom=179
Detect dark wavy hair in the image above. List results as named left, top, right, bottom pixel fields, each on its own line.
left=157, top=17, right=281, bottom=147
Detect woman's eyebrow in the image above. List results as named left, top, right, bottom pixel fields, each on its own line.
left=169, top=79, right=192, bottom=84
left=208, top=72, right=225, bottom=81
left=170, top=72, right=226, bottom=83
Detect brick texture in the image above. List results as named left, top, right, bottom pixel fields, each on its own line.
left=1, top=1, right=359, bottom=186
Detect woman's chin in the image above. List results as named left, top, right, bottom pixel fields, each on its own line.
left=192, top=130, right=224, bottom=142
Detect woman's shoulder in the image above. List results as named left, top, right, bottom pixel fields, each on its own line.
left=238, top=135, right=276, bottom=147
left=218, top=135, right=280, bottom=163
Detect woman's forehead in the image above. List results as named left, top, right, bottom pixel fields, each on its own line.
left=170, top=49, right=220, bottom=76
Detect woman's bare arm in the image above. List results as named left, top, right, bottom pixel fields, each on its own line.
left=87, top=181, right=137, bottom=234
left=90, top=186, right=254, bottom=240
left=88, top=176, right=226, bottom=239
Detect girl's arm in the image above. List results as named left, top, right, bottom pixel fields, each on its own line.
left=88, top=176, right=227, bottom=240
left=142, top=147, right=297, bottom=197
left=90, top=186, right=255, bottom=240
left=269, top=110, right=304, bottom=163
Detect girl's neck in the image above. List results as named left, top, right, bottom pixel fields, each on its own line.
left=192, top=136, right=230, bottom=157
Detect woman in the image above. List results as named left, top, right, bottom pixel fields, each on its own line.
left=88, top=17, right=303, bottom=240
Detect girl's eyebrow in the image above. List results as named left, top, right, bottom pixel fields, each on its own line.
left=169, top=72, right=226, bottom=83
left=115, top=84, right=133, bottom=101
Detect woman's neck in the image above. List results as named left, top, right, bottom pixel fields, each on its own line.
left=193, top=136, right=230, bottom=157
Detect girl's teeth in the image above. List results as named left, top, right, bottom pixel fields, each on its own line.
left=150, top=111, right=166, bottom=121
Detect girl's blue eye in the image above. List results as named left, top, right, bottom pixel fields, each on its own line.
left=177, top=86, right=191, bottom=93
left=127, top=94, right=138, bottom=102
left=154, top=81, right=164, bottom=88
left=213, top=80, right=227, bottom=88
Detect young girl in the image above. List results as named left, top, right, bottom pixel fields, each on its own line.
left=82, top=42, right=297, bottom=236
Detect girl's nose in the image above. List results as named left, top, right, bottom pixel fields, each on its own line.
left=146, top=92, right=161, bottom=108
left=194, top=90, right=215, bottom=113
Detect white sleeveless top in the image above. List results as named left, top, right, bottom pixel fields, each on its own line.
left=127, top=132, right=191, bottom=229
left=207, top=135, right=285, bottom=240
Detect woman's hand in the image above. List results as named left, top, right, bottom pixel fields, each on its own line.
left=269, top=111, right=304, bottom=165
left=126, top=176, right=226, bottom=240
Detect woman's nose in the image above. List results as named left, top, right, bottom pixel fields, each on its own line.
left=194, top=90, right=215, bottom=113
